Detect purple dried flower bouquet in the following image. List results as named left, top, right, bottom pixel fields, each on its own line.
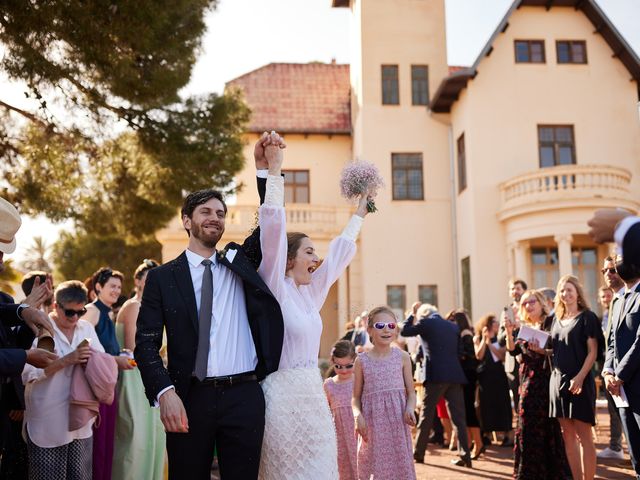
left=339, top=160, right=384, bottom=213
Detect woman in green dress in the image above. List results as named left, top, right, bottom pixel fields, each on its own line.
left=113, top=259, right=166, bottom=480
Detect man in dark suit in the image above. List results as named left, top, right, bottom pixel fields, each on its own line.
left=603, top=258, right=640, bottom=478
left=401, top=303, right=472, bottom=468
left=135, top=134, right=285, bottom=480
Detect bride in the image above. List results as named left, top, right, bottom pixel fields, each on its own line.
left=257, top=132, right=372, bottom=479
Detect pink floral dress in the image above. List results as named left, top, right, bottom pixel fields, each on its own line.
left=324, top=377, right=357, bottom=480
left=357, top=348, right=415, bottom=480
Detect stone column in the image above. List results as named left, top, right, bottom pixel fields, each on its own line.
left=514, top=240, right=530, bottom=280
left=554, top=234, right=574, bottom=277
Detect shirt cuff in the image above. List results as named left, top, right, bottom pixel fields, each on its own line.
left=264, top=175, right=284, bottom=207
left=154, top=385, right=175, bottom=408
left=614, top=216, right=640, bottom=249
left=341, top=215, right=364, bottom=242
left=602, top=368, right=615, bottom=377
left=256, top=169, right=268, bottom=179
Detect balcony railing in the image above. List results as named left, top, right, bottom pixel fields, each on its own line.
left=498, top=164, right=636, bottom=220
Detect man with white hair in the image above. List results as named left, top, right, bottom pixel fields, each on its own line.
left=401, top=302, right=471, bottom=468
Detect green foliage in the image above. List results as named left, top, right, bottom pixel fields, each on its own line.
left=52, top=231, right=162, bottom=294
left=20, top=236, right=52, bottom=273
left=0, top=0, right=252, bottom=278
left=0, top=259, right=22, bottom=295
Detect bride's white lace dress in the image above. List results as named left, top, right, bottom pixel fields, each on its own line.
left=257, top=174, right=362, bottom=480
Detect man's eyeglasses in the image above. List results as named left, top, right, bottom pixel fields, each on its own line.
left=334, top=363, right=354, bottom=370
left=373, top=322, right=397, bottom=330
left=601, top=267, right=617, bottom=275
left=62, top=307, right=87, bottom=318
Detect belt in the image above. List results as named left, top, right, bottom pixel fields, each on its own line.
left=199, top=373, right=257, bottom=387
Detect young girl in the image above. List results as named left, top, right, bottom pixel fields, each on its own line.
left=353, top=306, right=417, bottom=480
left=324, top=340, right=358, bottom=480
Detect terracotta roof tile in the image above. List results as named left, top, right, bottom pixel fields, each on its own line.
left=226, top=63, right=351, bottom=134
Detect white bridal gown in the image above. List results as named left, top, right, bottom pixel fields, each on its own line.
left=257, top=174, right=363, bottom=480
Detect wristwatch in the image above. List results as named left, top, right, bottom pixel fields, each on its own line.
left=16, top=303, right=30, bottom=321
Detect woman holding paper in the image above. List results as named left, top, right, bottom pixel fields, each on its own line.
left=505, top=290, right=570, bottom=479
left=474, top=314, right=513, bottom=445
left=549, top=275, right=599, bottom=480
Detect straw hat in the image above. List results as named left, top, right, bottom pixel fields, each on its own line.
left=0, top=196, right=21, bottom=254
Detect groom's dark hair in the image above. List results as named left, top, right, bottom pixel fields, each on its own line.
left=181, top=189, right=227, bottom=236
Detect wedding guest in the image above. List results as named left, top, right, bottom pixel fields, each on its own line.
left=84, top=268, right=134, bottom=480
left=549, top=275, right=599, bottom=480
left=505, top=289, right=570, bottom=479
left=112, top=260, right=165, bottom=480
left=354, top=306, right=416, bottom=479
left=324, top=340, right=357, bottom=480
left=22, top=281, right=106, bottom=480
left=474, top=314, right=512, bottom=446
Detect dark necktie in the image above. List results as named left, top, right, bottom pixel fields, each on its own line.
left=195, top=259, right=213, bottom=381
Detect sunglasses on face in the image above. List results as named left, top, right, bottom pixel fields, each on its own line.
left=334, top=363, right=354, bottom=370
left=522, top=299, right=538, bottom=307
left=601, top=267, right=617, bottom=275
left=62, top=307, right=87, bottom=318
left=373, top=322, right=397, bottom=330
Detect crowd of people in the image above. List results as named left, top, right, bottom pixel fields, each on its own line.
left=0, top=131, right=639, bottom=480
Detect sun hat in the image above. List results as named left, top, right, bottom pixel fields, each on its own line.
left=0, top=196, right=21, bottom=254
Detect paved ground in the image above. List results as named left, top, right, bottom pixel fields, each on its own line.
left=414, top=402, right=635, bottom=480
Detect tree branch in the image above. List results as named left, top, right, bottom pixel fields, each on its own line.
left=0, top=99, right=48, bottom=127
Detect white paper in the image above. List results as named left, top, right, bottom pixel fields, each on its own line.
left=612, top=386, right=630, bottom=408
left=490, top=341, right=501, bottom=362
left=517, top=325, right=551, bottom=348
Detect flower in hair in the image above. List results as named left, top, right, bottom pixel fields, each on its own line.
left=339, top=160, right=384, bottom=213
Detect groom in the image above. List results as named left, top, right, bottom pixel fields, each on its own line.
left=135, top=134, right=285, bottom=479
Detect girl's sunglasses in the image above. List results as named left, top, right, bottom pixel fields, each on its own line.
left=334, top=363, right=354, bottom=370
left=373, top=322, right=396, bottom=330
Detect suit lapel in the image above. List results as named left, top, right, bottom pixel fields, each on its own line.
left=171, top=252, right=199, bottom=333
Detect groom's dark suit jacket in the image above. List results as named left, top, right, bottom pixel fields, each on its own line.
left=135, top=178, right=284, bottom=405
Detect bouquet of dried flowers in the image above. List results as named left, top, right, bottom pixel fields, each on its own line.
left=339, top=160, right=384, bottom=213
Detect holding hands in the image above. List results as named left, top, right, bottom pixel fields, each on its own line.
left=254, top=131, right=286, bottom=175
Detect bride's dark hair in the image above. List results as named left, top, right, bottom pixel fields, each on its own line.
left=286, top=232, right=309, bottom=270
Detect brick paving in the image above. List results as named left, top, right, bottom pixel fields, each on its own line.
left=414, top=402, right=635, bottom=480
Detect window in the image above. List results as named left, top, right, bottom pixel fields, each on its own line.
left=538, top=125, right=576, bottom=167
left=392, top=153, right=423, bottom=200
left=418, top=285, right=438, bottom=308
left=411, top=65, right=429, bottom=106
left=514, top=40, right=545, bottom=63
left=283, top=170, right=309, bottom=203
left=457, top=133, right=467, bottom=193
left=387, top=285, right=406, bottom=321
left=557, top=41, right=587, bottom=64
left=461, top=257, right=472, bottom=319
left=381, top=65, right=399, bottom=105
left=531, top=247, right=559, bottom=291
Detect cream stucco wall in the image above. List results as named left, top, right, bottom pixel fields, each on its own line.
left=450, top=6, right=640, bottom=317
left=349, top=0, right=458, bottom=316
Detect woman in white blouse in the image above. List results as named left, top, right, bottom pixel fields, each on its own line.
left=22, top=281, right=104, bottom=480
left=257, top=132, right=372, bottom=479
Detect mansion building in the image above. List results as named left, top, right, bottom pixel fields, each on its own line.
left=159, top=0, right=640, bottom=356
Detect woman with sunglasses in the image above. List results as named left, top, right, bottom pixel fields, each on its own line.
left=324, top=340, right=358, bottom=480
left=84, top=267, right=134, bottom=480
left=22, top=280, right=105, bottom=480
left=504, top=289, right=570, bottom=479
left=353, top=306, right=416, bottom=480
left=112, top=260, right=165, bottom=480
left=256, top=132, right=372, bottom=479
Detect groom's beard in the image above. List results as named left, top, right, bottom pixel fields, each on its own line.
left=192, top=222, right=224, bottom=249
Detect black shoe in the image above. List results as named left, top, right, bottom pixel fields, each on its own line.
left=451, top=458, right=472, bottom=468
left=481, top=435, right=491, bottom=446
left=413, top=452, right=425, bottom=464
left=471, top=445, right=486, bottom=460
left=428, top=434, right=445, bottom=445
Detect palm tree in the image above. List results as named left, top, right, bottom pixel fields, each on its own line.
left=0, top=259, right=22, bottom=296
left=21, top=236, right=52, bottom=273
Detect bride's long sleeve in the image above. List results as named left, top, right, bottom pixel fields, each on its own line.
left=257, top=174, right=287, bottom=303
left=308, top=215, right=363, bottom=311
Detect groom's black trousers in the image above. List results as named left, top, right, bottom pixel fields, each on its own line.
left=166, top=378, right=265, bottom=480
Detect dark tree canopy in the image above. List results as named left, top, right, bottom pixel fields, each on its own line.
left=0, top=1, right=252, bottom=278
